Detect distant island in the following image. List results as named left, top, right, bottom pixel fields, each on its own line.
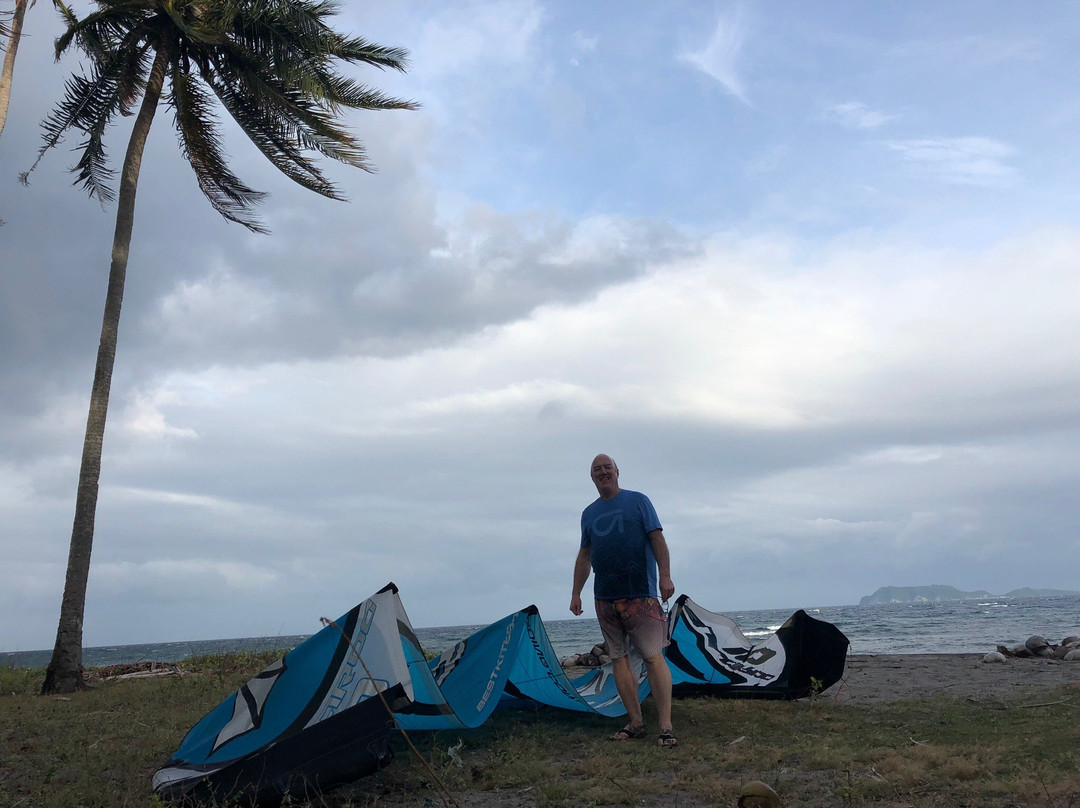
left=859, top=585, right=1080, bottom=606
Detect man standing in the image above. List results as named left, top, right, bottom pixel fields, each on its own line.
left=570, top=454, right=677, bottom=748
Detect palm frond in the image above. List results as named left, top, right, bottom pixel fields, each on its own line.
left=170, top=64, right=268, bottom=232
left=327, top=35, right=412, bottom=72
left=114, top=35, right=152, bottom=113
left=320, top=75, right=418, bottom=113
left=34, top=0, right=417, bottom=226
left=24, top=52, right=133, bottom=198
left=205, top=65, right=342, bottom=197
left=216, top=62, right=366, bottom=172
left=199, top=16, right=415, bottom=181
left=262, top=0, right=411, bottom=72
left=226, top=1, right=413, bottom=94
left=55, top=2, right=147, bottom=63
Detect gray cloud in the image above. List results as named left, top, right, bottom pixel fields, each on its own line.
left=4, top=2, right=1080, bottom=655
left=136, top=204, right=698, bottom=369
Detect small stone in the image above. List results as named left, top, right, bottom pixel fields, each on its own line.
left=1012, top=644, right=1033, bottom=658
left=982, top=651, right=1007, bottom=663
left=737, top=780, right=781, bottom=808
left=1064, top=649, right=1080, bottom=662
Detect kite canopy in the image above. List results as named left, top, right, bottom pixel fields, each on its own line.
left=153, top=584, right=848, bottom=805
left=666, top=595, right=849, bottom=699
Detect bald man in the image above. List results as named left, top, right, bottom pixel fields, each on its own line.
left=570, top=454, right=677, bottom=748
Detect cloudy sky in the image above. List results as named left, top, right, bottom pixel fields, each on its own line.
left=3, top=1, right=1079, bottom=652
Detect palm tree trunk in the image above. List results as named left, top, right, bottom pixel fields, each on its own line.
left=42, top=45, right=170, bottom=694
left=0, top=0, right=29, bottom=139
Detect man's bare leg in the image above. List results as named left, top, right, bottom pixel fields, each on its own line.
left=611, top=655, right=644, bottom=730
left=644, top=653, right=673, bottom=733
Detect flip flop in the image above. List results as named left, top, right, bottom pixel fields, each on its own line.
left=610, top=724, right=646, bottom=741
left=658, top=730, right=678, bottom=748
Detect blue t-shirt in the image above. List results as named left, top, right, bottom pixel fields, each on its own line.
left=580, top=489, right=663, bottom=600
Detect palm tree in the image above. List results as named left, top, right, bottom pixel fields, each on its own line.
left=1, top=0, right=64, bottom=140
left=0, top=0, right=32, bottom=139
left=30, top=0, right=417, bottom=694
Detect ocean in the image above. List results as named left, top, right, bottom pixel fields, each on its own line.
left=2, top=595, right=1078, bottom=670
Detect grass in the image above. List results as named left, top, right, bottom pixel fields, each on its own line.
left=1, top=656, right=1078, bottom=807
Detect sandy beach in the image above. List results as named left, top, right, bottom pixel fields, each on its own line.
left=822, top=653, right=1080, bottom=704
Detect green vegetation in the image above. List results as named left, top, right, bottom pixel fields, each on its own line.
left=2, top=654, right=1078, bottom=807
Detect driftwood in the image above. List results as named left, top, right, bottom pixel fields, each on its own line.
left=86, top=661, right=184, bottom=681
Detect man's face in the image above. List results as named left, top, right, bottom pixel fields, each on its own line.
left=590, top=455, right=619, bottom=497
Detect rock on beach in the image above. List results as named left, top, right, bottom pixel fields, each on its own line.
left=992, top=634, right=1080, bottom=662
left=560, top=642, right=611, bottom=669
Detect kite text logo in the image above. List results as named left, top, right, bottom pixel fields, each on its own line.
left=476, top=619, right=516, bottom=711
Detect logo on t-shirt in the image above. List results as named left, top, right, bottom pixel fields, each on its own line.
left=592, top=511, right=624, bottom=537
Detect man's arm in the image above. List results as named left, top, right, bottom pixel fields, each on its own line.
left=570, top=546, right=591, bottom=615
left=648, top=529, right=675, bottom=602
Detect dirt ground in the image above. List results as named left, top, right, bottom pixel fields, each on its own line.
left=824, top=652, right=1080, bottom=703
left=358, top=654, right=1080, bottom=807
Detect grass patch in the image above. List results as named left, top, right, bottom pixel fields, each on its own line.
left=1, top=657, right=1078, bottom=807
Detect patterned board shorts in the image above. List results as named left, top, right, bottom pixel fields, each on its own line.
left=594, top=597, right=669, bottom=661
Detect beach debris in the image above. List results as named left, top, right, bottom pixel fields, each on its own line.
left=982, top=651, right=1008, bottom=663
left=446, top=739, right=465, bottom=768
left=86, top=661, right=184, bottom=681
left=737, top=779, right=782, bottom=808
left=992, top=635, right=1080, bottom=662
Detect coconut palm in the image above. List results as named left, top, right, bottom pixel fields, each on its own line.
left=1, top=0, right=66, bottom=141
left=0, top=0, right=31, bottom=139
left=31, top=0, right=417, bottom=694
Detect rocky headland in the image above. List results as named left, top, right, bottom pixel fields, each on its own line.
left=859, top=584, right=1079, bottom=605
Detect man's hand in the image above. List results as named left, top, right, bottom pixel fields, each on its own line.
left=647, top=530, right=674, bottom=603
left=571, top=546, right=591, bottom=616
left=659, top=574, right=675, bottom=603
